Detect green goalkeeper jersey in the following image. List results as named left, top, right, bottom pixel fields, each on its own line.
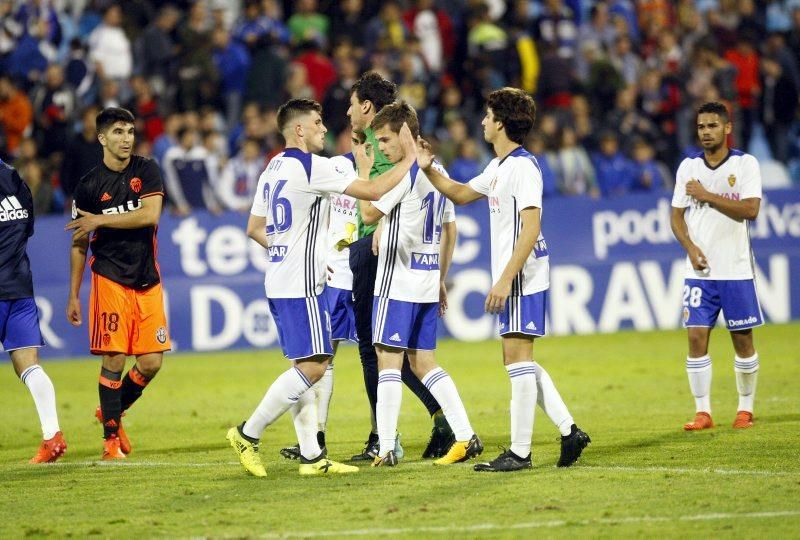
left=356, top=126, right=394, bottom=238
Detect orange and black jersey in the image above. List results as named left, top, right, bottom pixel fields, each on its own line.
left=73, top=155, right=164, bottom=290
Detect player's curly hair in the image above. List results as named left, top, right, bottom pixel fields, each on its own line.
left=350, top=71, right=397, bottom=112
left=96, top=107, right=135, bottom=133
left=486, top=88, right=537, bottom=145
left=276, top=99, right=322, bottom=133
left=696, top=101, right=730, bottom=122
left=371, top=101, right=420, bottom=139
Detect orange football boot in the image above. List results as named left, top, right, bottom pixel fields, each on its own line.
left=30, top=431, right=67, bottom=463
left=102, top=434, right=126, bottom=460
left=732, top=411, right=754, bottom=429
left=683, top=412, right=714, bottom=431
left=95, top=407, right=131, bottom=454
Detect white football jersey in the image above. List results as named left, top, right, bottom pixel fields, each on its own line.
left=374, top=163, right=456, bottom=303
left=672, top=149, right=762, bottom=280
left=251, top=148, right=353, bottom=298
left=327, top=154, right=357, bottom=291
left=468, top=147, right=549, bottom=296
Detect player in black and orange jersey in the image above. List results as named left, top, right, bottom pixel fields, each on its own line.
left=66, top=107, right=171, bottom=460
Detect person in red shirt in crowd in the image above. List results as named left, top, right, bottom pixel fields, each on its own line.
left=725, top=34, right=761, bottom=149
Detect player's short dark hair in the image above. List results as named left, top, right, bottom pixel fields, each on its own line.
left=96, top=107, right=135, bottom=133
left=371, top=101, right=420, bottom=139
left=276, top=98, right=322, bottom=133
left=696, top=101, right=730, bottom=122
left=486, top=88, right=537, bottom=145
left=350, top=71, right=397, bottom=112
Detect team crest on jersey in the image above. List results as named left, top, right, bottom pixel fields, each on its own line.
left=130, top=177, right=142, bottom=193
left=683, top=307, right=690, bottom=322
left=728, top=174, right=736, bottom=187
left=156, top=326, right=167, bottom=344
left=103, top=333, right=111, bottom=346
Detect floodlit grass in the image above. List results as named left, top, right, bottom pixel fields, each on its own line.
left=1, top=324, right=798, bottom=537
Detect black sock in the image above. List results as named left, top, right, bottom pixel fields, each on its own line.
left=317, top=431, right=326, bottom=448
left=401, top=354, right=440, bottom=416
left=99, top=367, right=122, bottom=439
left=237, top=422, right=259, bottom=443
left=120, top=365, right=151, bottom=412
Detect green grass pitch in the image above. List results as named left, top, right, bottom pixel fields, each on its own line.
left=1, top=324, right=799, bottom=537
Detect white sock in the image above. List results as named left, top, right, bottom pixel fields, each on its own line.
left=734, top=353, right=759, bottom=413
left=686, top=355, right=712, bottom=413
left=506, top=362, right=537, bottom=458
left=20, top=365, right=60, bottom=439
left=292, top=389, right=322, bottom=460
left=421, top=367, right=473, bottom=441
left=376, top=369, right=402, bottom=457
left=315, top=362, right=334, bottom=432
left=243, top=367, right=313, bottom=439
left=532, top=362, right=573, bottom=436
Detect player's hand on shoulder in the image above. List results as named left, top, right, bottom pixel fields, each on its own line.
left=354, top=140, right=374, bottom=177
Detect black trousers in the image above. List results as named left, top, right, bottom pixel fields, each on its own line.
left=348, top=235, right=440, bottom=423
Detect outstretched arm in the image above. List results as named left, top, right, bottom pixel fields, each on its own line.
left=344, top=123, right=418, bottom=201
left=417, top=138, right=483, bottom=205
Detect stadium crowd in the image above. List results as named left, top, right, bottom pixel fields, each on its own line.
left=1, top=0, right=799, bottom=216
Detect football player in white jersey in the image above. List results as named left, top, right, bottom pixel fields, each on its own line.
left=278, top=133, right=362, bottom=461
left=670, top=101, right=764, bottom=431
left=227, top=98, right=418, bottom=478
left=358, top=102, right=483, bottom=467
left=417, top=88, right=590, bottom=472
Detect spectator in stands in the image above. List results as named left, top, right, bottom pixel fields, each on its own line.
left=323, top=56, right=359, bottom=138
left=760, top=58, right=799, bottom=163
left=403, top=0, right=454, bottom=75
left=60, top=105, right=101, bottom=198
left=528, top=132, right=558, bottom=198
left=177, top=0, right=218, bottom=112
left=65, top=38, right=95, bottom=106
left=212, top=27, right=251, bottom=131
left=593, top=130, right=637, bottom=197
left=215, top=137, right=264, bottom=212
left=153, top=112, right=181, bottom=166
left=287, top=0, right=329, bottom=47
left=88, top=5, right=132, bottom=99
left=232, top=0, right=290, bottom=50
left=630, top=138, right=668, bottom=192
left=127, top=76, right=163, bottom=144
left=331, top=0, right=367, bottom=50
left=21, top=160, right=53, bottom=216
left=162, top=126, right=221, bottom=216
left=0, top=75, right=33, bottom=158
left=135, top=4, right=180, bottom=99
left=725, top=33, right=761, bottom=149
left=6, top=15, right=53, bottom=86
left=553, top=126, right=599, bottom=197
left=449, top=139, right=483, bottom=184
left=293, top=40, right=337, bottom=102
left=605, top=85, right=661, bottom=156
left=535, top=0, right=578, bottom=60
left=366, top=1, right=409, bottom=54
left=31, top=63, right=76, bottom=158
left=0, top=1, right=22, bottom=74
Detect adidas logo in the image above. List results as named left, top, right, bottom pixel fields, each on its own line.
left=0, top=196, right=29, bottom=221
left=101, top=192, right=112, bottom=202
left=526, top=321, right=537, bottom=330
left=389, top=333, right=402, bottom=342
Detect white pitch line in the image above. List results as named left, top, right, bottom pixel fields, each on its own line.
left=256, top=510, right=800, bottom=538
left=7, top=460, right=799, bottom=478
